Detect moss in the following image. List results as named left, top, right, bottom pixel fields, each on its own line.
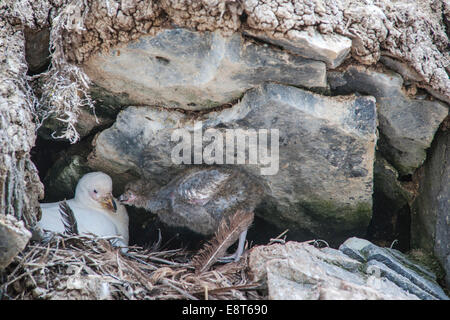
left=297, top=199, right=372, bottom=230
left=407, top=249, right=446, bottom=283
left=255, top=197, right=372, bottom=246
left=201, top=99, right=221, bottom=109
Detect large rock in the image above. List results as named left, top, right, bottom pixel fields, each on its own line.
left=412, top=127, right=450, bottom=288
left=83, top=28, right=327, bottom=111
left=88, top=83, right=377, bottom=244
left=249, top=240, right=422, bottom=300
left=248, top=238, right=447, bottom=300
left=328, top=66, right=448, bottom=176
left=0, top=215, right=32, bottom=269
left=339, top=237, right=448, bottom=300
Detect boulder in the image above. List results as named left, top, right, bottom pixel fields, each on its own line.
left=82, top=28, right=327, bottom=111
left=0, top=215, right=32, bottom=269
left=412, top=127, right=450, bottom=288
left=248, top=238, right=448, bottom=300
left=339, top=237, right=448, bottom=300
left=248, top=240, right=421, bottom=300
left=328, top=66, right=448, bottom=176
left=88, top=83, right=377, bottom=245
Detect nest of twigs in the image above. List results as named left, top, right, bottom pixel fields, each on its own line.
left=0, top=234, right=265, bottom=300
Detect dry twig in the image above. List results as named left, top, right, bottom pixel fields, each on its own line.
left=0, top=233, right=264, bottom=300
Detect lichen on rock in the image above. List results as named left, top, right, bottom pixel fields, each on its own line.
left=242, top=0, right=450, bottom=101
left=0, top=12, right=44, bottom=228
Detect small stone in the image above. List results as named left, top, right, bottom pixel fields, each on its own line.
left=379, top=56, right=424, bottom=82
left=0, top=215, right=32, bottom=269
left=32, top=287, right=47, bottom=299
left=24, top=27, right=50, bottom=74
left=339, top=237, right=372, bottom=263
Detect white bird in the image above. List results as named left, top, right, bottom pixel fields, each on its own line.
left=38, top=172, right=129, bottom=248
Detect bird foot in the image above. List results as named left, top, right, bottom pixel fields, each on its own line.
left=217, top=253, right=241, bottom=263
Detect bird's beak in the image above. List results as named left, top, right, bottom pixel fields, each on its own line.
left=101, top=194, right=117, bottom=213
left=118, top=194, right=127, bottom=203
left=118, top=192, right=136, bottom=205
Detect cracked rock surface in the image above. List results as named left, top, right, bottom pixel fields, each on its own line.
left=0, top=215, right=32, bottom=269
left=249, top=238, right=448, bottom=300
left=329, top=66, right=448, bottom=176
left=83, top=29, right=327, bottom=110
left=412, top=127, right=450, bottom=288
left=0, top=14, right=44, bottom=229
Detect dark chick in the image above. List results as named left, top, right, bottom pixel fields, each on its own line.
left=119, top=166, right=264, bottom=261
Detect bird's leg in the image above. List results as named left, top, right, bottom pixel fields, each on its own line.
left=109, top=237, right=129, bottom=253
left=218, top=229, right=248, bottom=263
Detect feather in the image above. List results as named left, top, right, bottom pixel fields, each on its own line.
left=192, top=210, right=254, bottom=274
left=58, top=200, right=79, bottom=236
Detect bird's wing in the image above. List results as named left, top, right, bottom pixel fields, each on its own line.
left=40, top=200, right=118, bottom=238
left=176, top=169, right=232, bottom=205
left=40, top=198, right=129, bottom=250
left=59, top=200, right=79, bottom=236
left=38, top=201, right=66, bottom=233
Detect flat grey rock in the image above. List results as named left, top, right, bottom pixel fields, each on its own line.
left=363, top=245, right=448, bottom=300
left=340, top=237, right=448, bottom=300
left=366, top=260, right=438, bottom=300
left=83, top=28, right=327, bottom=111
left=249, top=241, right=419, bottom=300
left=379, top=56, right=424, bottom=82
left=0, top=215, right=32, bottom=269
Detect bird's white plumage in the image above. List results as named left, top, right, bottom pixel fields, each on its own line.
left=38, top=172, right=129, bottom=247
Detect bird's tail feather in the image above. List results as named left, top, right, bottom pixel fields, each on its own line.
left=192, top=210, right=254, bottom=274
left=59, top=200, right=79, bottom=236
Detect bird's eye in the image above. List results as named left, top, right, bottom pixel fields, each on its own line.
left=93, top=189, right=98, bottom=194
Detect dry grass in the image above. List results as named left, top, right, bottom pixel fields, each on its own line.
left=0, top=234, right=265, bottom=300
left=35, top=64, right=95, bottom=144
